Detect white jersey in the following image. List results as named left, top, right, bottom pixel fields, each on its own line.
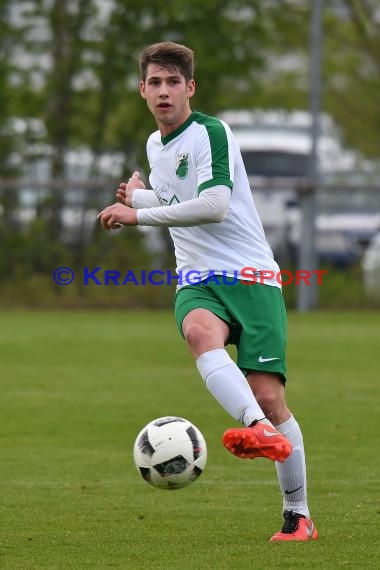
left=146, top=111, right=280, bottom=288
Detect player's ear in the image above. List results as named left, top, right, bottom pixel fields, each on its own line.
left=140, top=80, right=146, bottom=99
left=187, top=79, right=196, bottom=99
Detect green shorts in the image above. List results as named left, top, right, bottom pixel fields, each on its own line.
left=175, top=278, right=287, bottom=383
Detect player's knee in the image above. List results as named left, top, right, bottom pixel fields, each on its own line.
left=183, top=322, right=213, bottom=353
left=255, top=388, right=281, bottom=417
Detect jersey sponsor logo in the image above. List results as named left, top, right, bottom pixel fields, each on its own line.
left=155, top=184, right=180, bottom=206
left=176, top=153, right=189, bottom=179
left=160, top=194, right=180, bottom=205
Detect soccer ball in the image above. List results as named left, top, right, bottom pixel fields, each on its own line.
left=133, top=416, right=207, bottom=490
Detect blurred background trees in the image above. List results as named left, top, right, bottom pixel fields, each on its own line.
left=3, top=0, right=378, bottom=161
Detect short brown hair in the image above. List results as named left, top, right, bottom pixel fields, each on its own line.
left=139, top=42, right=194, bottom=82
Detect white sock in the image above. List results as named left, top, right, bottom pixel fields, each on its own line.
left=196, top=349, right=273, bottom=427
left=275, top=415, right=310, bottom=518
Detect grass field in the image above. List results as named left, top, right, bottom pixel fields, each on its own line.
left=1, top=310, right=379, bottom=569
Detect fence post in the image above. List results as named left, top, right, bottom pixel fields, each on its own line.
left=297, top=0, right=323, bottom=311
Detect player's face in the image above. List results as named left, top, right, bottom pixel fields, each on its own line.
left=140, top=64, right=195, bottom=136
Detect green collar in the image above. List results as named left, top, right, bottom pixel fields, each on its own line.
left=161, top=112, right=196, bottom=145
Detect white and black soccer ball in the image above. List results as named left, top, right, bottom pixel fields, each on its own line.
left=133, top=416, right=207, bottom=490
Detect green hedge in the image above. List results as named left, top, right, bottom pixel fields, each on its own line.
left=2, top=217, right=379, bottom=309
left=1, top=264, right=378, bottom=310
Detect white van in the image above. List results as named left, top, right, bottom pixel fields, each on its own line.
left=219, top=109, right=380, bottom=266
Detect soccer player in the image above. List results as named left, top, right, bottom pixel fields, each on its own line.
left=98, top=42, right=318, bottom=542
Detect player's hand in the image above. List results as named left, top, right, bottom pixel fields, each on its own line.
left=97, top=203, right=138, bottom=230
left=116, top=171, right=146, bottom=206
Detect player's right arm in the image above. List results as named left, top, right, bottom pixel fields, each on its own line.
left=116, top=171, right=160, bottom=208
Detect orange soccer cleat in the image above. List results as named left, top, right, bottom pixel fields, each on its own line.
left=270, top=510, right=318, bottom=542
left=222, top=421, right=292, bottom=462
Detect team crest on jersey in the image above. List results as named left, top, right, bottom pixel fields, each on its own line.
left=176, top=153, right=189, bottom=180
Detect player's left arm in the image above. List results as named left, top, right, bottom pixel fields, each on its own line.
left=136, top=184, right=231, bottom=226
left=97, top=185, right=231, bottom=229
